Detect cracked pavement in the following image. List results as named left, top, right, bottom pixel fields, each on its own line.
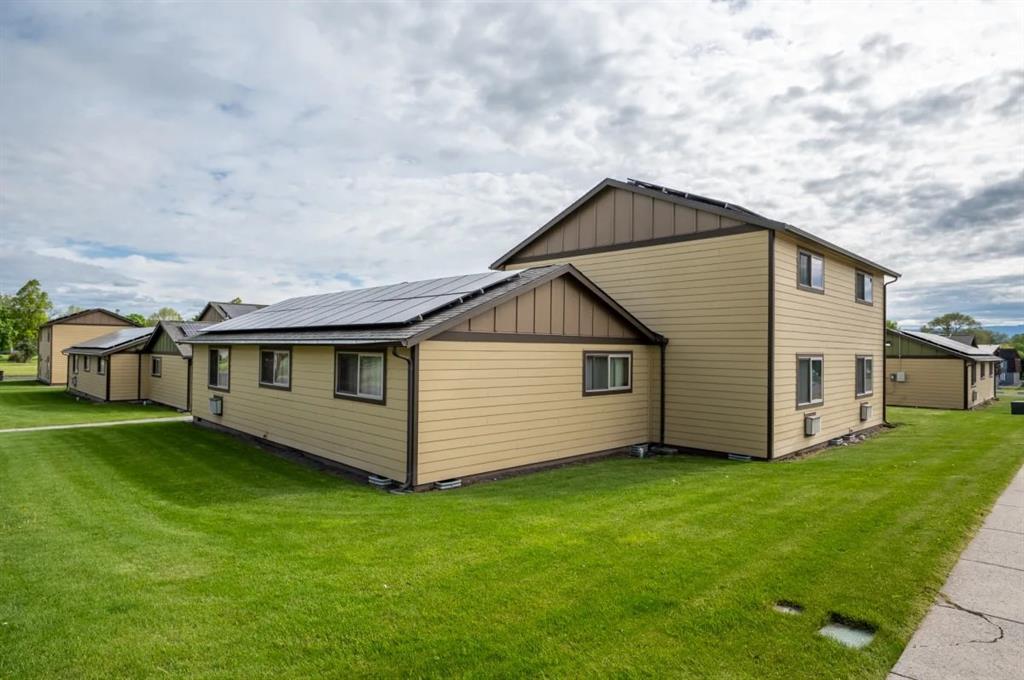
left=888, top=465, right=1024, bottom=680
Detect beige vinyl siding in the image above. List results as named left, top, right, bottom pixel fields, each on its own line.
left=969, top=361, right=997, bottom=408
left=773, top=234, right=885, bottom=455
left=108, top=353, right=141, bottom=401
left=69, top=355, right=107, bottom=400
left=886, top=358, right=965, bottom=409
left=417, top=341, right=654, bottom=484
left=508, top=230, right=770, bottom=457
left=47, top=325, right=129, bottom=385
left=192, top=345, right=408, bottom=480
left=199, top=307, right=225, bottom=323
left=37, top=326, right=52, bottom=382
left=141, top=354, right=189, bottom=410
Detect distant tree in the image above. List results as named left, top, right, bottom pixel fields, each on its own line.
left=886, top=320, right=899, bottom=330
left=145, top=307, right=183, bottom=325
left=921, top=312, right=980, bottom=336
left=10, top=280, right=53, bottom=358
left=63, top=304, right=85, bottom=316
left=125, top=313, right=147, bottom=327
left=973, top=329, right=1008, bottom=345
left=0, top=293, right=14, bottom=353
left=1008, top=334, right=1024, bottom=354
left=230, top=297, right=243, bottom=304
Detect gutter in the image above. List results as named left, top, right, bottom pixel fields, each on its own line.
left=390, top=346, right=418, bottom=491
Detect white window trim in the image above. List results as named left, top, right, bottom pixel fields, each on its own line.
left=259, top=349, right=291, bottom=389
left=583, top=352, right=632, bottom=395
left=335, top=351, right=385, bottom=401
left=797, top=355, right=824, bottom=407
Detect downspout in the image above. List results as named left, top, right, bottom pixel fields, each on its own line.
left=391, top=345, right=418, bottom=491
left=882, top=275, right=899, bottom=425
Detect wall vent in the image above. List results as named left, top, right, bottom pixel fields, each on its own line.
left=209, top=396, right=223, bottom=416
left=860, top=403, right=872, bottom=421
left=434, top=479, right=462, bottom=491
left=804, top=413, right=821, bottom=436
left=891, top=371, right=907, bottom=383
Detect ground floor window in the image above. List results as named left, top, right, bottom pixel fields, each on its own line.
left=583, top=352, right=632, bottom=394
left=97, top=357, right=106, bottom=375
left=151, top=356, right=162, bottom=377
left=71, top=355, right=78, bottom=373
left=797, top=355, right=823, bottom=406
left=83, top=356, right=91, bottom=372
left=259, top=348, right=291, bottom=389
left=856, top=355, right=873, bottom=396
left=335, top=351, right=385, bottom=402
left=209, top=348, right=230, bottom=390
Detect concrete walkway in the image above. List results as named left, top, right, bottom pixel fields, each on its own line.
left=0, top=415, right=192, bottom=434
left=889, top=465, right=1024, bottom=680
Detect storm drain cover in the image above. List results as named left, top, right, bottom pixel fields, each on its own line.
left=818, top=618, right=875, bottom=649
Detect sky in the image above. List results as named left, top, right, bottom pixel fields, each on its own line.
left=0, top=0, right=1022, bottom=328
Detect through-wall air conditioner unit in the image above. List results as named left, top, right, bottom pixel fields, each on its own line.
left=71, top=376, right=77, bottom=388
left=891, top=371, right=907, bottom=383
left=860, top=403, right=872, bottom=421
left=804, top=413, right=821, bottom=436
left=209, top=395, right=223, bottom=416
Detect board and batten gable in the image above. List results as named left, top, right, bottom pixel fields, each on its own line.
left=772, top=233, right=885, bottom=455
left=191, top=344, right=409, bottom=481
left=417, top=340, right=656, bottom=484
left=503, top=230, right=771, bottom=458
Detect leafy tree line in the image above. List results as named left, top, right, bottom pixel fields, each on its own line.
left=891, top=312, right=1024, bottom=354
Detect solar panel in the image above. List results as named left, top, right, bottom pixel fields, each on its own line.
left=206, top=270, right=519, bottom=332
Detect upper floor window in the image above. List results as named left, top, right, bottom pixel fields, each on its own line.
left=208, top=348, right=230, bottom=390
left=797, top=250, right=824, bottom=292
left=855, top=271, right=873, bottom=304
left=856, top=356, right=873, bottom=396
left=584, top=352, right=632, bottom=394
left=797, top=355, right=824, bottom=406
left=336, top=351, right=385, bottom=402
left=260, top=348, right=291, bottom=389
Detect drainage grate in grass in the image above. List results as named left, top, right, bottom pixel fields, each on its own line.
left=773, top=601, right=804, bottom=615
left=818, top=615, right=876, bottom=649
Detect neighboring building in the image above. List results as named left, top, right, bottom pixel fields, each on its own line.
left=37, top=309, right=136, bottom=385
left=63, top=327, right=155, bottom=402
left=996, top=347, right=1022, bottom=387
left=184, top=265, right=663, bottom=488
left=197, top=301, right=267, bottom=323
left=139, top=321, right=212, bottom=411
left=885, top=329, right=1001, bottom=409
left=949, top=334, right=977, bottom=347
left=490, top=178, right=899, bottom=459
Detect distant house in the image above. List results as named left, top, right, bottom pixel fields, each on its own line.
left=37, top=309, right=136, bottom=385
left=185, top=265, right=663, bottom=488
left=63, top=327, right=155, bottom=401
left=886, top=329, right=1001, bottom=409
left=138, top=321, right=212, bottom=410
left=995, top=347, right=1022, bottom=387
left=197, top=301, right=267, bottom=323
left=949, top=334, right=978, bottom=347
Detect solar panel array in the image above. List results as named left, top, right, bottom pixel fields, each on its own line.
left=207, top=271, right=520, bottom=332
left=70, top=326, right=155, bottom=349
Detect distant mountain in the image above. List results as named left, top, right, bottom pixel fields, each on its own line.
left=988, top=325, right=1024, bottom=337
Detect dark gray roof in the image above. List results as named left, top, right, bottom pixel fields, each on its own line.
left=146, top=320, right=213, bottom=358
left=62, top=326, right=155, bottom=356
left=205, top=301, right=267, bottom=320
left=949, top=334, right=977, bottom=347
left=891, top=329, right=1002, bottom=362
left=490, top=177, right=900, bottom=277
left=41, top=307, right=137, bottom=328
left=186, top=265, right=663, bottom=347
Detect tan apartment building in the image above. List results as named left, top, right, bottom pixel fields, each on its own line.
left=64, top=327, right=155, bottom=401
left=37, top=309, right=136, bottom=385
left=885, top=329, right=1000, bottom=409
left=490, top=178, right=899, bottom=459
left=139, top=321, right=212, bottom=411
left=184, top=266, right=663, bottom=488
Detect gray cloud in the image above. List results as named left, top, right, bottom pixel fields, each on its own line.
left=930, top=173, right=1024, bottom=232
left=744, top=26, right=776, bottom=42
left=860, top=33, right=910, bottom=62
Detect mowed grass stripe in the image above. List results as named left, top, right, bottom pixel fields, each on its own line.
left=1, top=404, right=1022, bottom=679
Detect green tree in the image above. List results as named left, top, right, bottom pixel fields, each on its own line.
left=0, top=293, right=14, bottom=353
left=63, top=305, right=85, bottom=316
left=886, top=320, right=899, bottom=330
left=9, top=280, right=53, bottom=358
left=230, top=297, right=243, bottom=304
left=920, top=312, right=980, bottom=336
left=125, top=313, right=147, bottom=327
left=1008, top=334, right=1024, bottom=354
left=145, top=307, right=183, bottom=325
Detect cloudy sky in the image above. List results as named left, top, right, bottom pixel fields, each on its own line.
left=1, top=0, right=1021, bottom=327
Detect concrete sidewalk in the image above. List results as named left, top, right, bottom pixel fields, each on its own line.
left=889, top=465, right=1024, bottom=680
left=0, top=415, right=192, bottom=434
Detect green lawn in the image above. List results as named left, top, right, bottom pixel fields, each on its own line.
left=0, top=355, right=38, bottom=378
left=2, top=404, right=1022, bottom=679
left=0, top=382, right=178, bottom=429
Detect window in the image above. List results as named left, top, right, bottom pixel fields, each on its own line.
left=151, top=356, right=162, bottom=377
left=97, top=357, right=106, bottom=375
left=259, top=348, right=291, bottom=389
left=583, top=352, right=632, bottom=394
left=856, top=356, right=873, bottom=396
left=970, top=363, right=976, bottom=385
left=83, top=356, right=91, bottom=372
left=980, top=363, right=986, bottom=379
left=71, top=355, right=78, bottom=373
left=797, top=250, right=824, bottom=291
left=855, top=271, right=873, bottom=304
left=797, top=355, right=824, bottom=406
left=208, top=348, right=230, bottom=390
left=335, top=351, right=385, bottom=402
